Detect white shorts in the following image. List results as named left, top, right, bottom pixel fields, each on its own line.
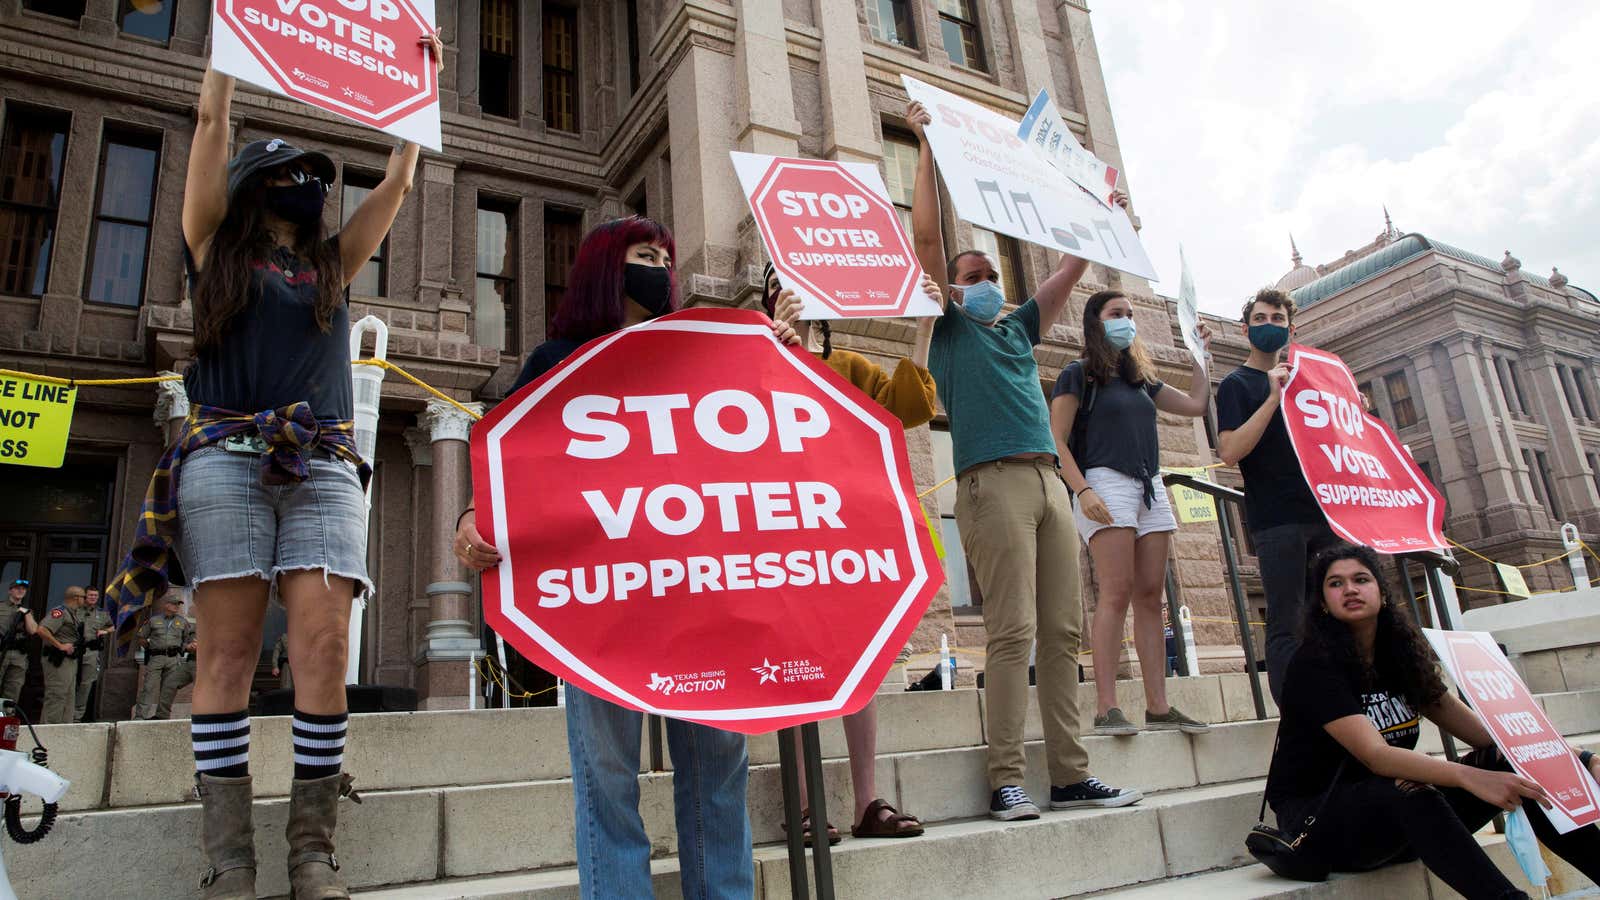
left=1073, top=467, right=1178, bottom=544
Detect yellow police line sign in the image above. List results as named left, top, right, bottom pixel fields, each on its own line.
left=0, top=373, right=76, bottom=467
left=1164, top=466, right=1217, bottom=524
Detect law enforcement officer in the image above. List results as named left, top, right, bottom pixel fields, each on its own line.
left=39, top=585, right=85, bottom=724
left=136, top=593, right=193, bottom=719
left=270, top=633, right=293, bottom=691
left=0, top=579, right=40, bottom=703
left=162, top=611, right=198, bottom=718
left=74, top=587, right=116, bottom=722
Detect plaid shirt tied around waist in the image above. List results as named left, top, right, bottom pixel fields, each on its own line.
left=107, top=403, right=372, bottom=653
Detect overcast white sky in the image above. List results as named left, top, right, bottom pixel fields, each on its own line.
left=1094, top=1, right=1600, bottom=315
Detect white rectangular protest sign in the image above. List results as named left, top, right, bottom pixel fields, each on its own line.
left=1176, top=246, right=1207, bottom=375
left=1016, top=88, right=1119, bottom=208
left=902, top=76, right=1156, bottom=280
left=211, top=0, right=442, bottom=150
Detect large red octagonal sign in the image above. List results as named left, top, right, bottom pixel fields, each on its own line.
left=211, top=0, right=441, bottom=148
left=470, top=309, right=944, bottom=733
left=732, top=152, right=936, bottom=320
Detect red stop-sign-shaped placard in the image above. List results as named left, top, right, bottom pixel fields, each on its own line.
left=1428, top=630, right=1600, bottom=832
left=1282, top=345, right=1447, bottom=554
left=471, top=309, right=944, bottom=733
left=218, top=0, right=438, bottom=129
left=749, top=157, right=923, bottom=318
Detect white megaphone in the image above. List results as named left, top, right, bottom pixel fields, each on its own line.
left=0, top=747, right=71, bottom=900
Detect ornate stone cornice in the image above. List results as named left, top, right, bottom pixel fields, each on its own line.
left=419, top=399, right=484, bottom=444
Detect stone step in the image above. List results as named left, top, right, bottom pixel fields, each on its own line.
left=8, top=721, right=1273, bottom=897
left=22, top=673, right=1269, bottom=813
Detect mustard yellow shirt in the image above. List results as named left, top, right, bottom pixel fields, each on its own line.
left=823, top=350, right=938, bottom=429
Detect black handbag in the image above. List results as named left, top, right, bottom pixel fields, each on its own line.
left=1246, top=749, right=1345, bottom=882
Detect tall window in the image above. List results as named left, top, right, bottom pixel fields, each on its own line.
left=936, top=0, right=985, bottom=70
left=970, top=227, right=1025, bottom=308
left=340, top=175, right=386, bottom=298
left=1560, top=363, right=1596, bottom=420
left=1588, top=453, right=1600, bottom=501
left=1357, top=380, right=1375, bottom=412
left=480, top=0, right=518, bottom=118
left=865, top=0, right=917, bottom=49
left=930, top=426, right=979, bottom=607
left=1416, top=459, right=1435, bottom=486
left=543, top=5, right=580, bottom=133
left=544, top=207, right=582, bottom=337
left=85, top=129, right=160, bottom=308
left=475, top=199, right=517, bottom=352
left=1577, top=371, right=1597, bottom=421
left=625, top=0, right=642, bottom=93
left=0, top=107, right=70, bottom=298
left=1504, top=358, right=1529, bottom=414
left=22, top=0, right=85, bottom=18
left=1523, top=449, right=1561, bottom=520
left=881, top=133, right=918, bottom=238
left=1384, top=370, right=1418, bottom=429
left=118, top=0, right=174, bottom=41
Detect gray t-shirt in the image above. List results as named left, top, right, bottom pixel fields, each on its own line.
left=184, top=241, right=354, bottom=420
left=929, top=299, right=1058, bottom=476
left=1053, top=360, right=1164, bottom=500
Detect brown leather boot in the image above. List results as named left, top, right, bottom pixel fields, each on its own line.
left=285, top=773, right=361, bottom=899
left=195, top=773, right=257, bottom=899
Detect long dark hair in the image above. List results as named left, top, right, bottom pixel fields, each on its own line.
left=761, top=262, right=832, bottom=358
left=1080, top=289, right=1155, bottom=385
left=193, top=176, right=342, bottom=351
left=550, top=216, right=678, bottom=342
left=1301, top=543, right=1448, bottom=710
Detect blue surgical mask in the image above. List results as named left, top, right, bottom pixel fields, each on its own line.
left=959, top=281, right=1005, bottom=322
left=1104, top=317, right=1137, bottom=350
left=1248, top=323, right=1290, bottom=353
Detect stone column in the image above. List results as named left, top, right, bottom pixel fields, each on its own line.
left=415, top=399, right=485, bottom=709
left=812, top=0, right=881, bottom=164
left=1445, top=337, right=1537, bottom=535
left=666, top=31, right=742, bottom=289
left=1410, top=352, right=1473, bottom=525
left=1526, top=350, right=1600, bottom=524
left=153, top=375, right=189, bottom=446
left=733, top=0, right=802, bottom=155
left=1493, top=355, right=1521, bottom=416
left=1006, top=0, right=1057, bottom=98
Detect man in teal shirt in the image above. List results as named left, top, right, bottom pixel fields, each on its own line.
left=909, top=100, right=1142, bottom=821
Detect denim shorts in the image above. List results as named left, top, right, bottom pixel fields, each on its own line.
left=1074, top=466, right=1178, bottom=543
left=177, top=445, right=372, bottom=596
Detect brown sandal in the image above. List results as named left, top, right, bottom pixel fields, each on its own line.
left=850, top=798, right=924, bottom=838
left=781, top=809, right=842, bottom=847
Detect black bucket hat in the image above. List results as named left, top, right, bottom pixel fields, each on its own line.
left=226, top=138, right=337, bottom=202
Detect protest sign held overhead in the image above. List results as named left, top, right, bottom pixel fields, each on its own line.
left=1281, top=345, right=1446, bottom=553
left=1175, top=246, right=1207, bottom=375
left=211, top=0, right=442, bottom=149
left=732, top=152, right=938, bottom=321
left=471, top=308, right=944, bottom=734
left=902, top=75, right=1156, bottom=280
left=1016, top=88, right=1119, bottom=208
left=0, top=372, right=75, bottom=468
left=1425, top=629, right=1600, bottom=833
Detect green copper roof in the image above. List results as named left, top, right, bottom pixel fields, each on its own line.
left=1289, top=232, right=1593, bottom=308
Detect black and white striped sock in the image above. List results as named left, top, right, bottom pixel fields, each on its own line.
left=192, top=711, right=250, bottom=779
left=291, top=710, right=347, bottom=781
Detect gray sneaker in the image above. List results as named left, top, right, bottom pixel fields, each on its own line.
left=1093, top=707, right=1139, bottom=736
left=1144, top=706, right=1211, bottom=734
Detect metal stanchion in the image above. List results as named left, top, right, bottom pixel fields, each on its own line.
left=1402, top=549, right=1462, bottom=762
left=1162, top=472, right=1267, bottom=718
left=774, top=723, right=838, bottom=900
left=1164, top=563, right=1190, bottom=677
left=776, top=727, right=810, bottom=899
left=648, top=715, right=665, bottom=772
left=800, top=723, right=836, bottom=900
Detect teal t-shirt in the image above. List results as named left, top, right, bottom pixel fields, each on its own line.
left=929, top=299, right=1058, bottom=475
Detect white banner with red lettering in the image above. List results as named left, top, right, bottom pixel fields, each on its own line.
left=732, top=152, right=938, bottom=321
left=211, top=0, right=442, bottom=149
left=1424, top=629, right=1600, bottom=833
left=1281, top=345, right=1446, bottom=553
left=470, top=309, right=944, bottom=733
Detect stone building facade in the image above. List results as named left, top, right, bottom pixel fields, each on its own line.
left=0, top=0, right=1242, bottom=720
left=1189, top=221, right=1600, bottom=649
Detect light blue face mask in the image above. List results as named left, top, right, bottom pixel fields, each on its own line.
left=959, top=280, right=1006, bottom=322
left=1104, top=317, right=1137, bottom=350
left=1504, top=807, right=1551, bottom=891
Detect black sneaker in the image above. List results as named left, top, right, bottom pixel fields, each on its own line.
left=1049, top=777, right=1143, bottom=810
left=989, top=785, right=1041, bottom=821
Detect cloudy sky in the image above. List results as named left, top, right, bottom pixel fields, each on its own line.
left=1094, top=0, right=1600, bottom=315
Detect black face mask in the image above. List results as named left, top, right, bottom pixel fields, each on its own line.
left=623, top=263, right=674, bottom=316
left=264, top=180, right=328, bottom=225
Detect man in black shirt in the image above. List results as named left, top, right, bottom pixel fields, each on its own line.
left=1215, top=288, right=1338, bottom=701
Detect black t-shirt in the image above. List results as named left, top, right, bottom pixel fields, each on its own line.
left=1265, top=647, right=1423, bottom=807
left=1053, top=361, right=1164, bottom=488
left=184, top=241, right=354, bottom=420
left=512, top=338, right=586, bottom=393
left=1215, top=365, right=1322, bottom=532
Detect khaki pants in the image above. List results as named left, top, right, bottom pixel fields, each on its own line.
left=138, top=654, right=181, bottom=719
left=956, top=459, right=1088, bottom=789
left=40, top=655, right=78, bottom=724
left=0, top=650, right=26, bottom=702
left=161, top=659, right=195, bottom=718
left=75, top=652, right=104, bottom=722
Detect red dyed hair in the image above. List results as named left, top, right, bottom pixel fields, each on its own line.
left=549, top=216, right=679, bottom=342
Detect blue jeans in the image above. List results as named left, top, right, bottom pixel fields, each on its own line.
left=566, top=687, right=754, bottom=899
